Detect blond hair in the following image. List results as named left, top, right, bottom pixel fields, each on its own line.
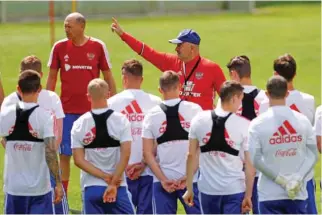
left=87, top=78, right=109, bottom=100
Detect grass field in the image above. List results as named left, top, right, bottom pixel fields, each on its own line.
left=0, top=3, right=321, bottom=214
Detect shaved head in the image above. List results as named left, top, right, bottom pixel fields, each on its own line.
left=87, top=78, right=109, bottom=100
left=64, top=12, right=86, bottom=40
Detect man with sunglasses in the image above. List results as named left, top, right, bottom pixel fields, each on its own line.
left=111, top=18, right=226, bottom=110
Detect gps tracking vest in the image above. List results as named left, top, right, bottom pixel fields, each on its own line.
left=6, top=104, right=43, bottom=142
left=200, top=111, right=239, bottom=156
left=156, top=101, right=188, bottom=145
left=84, top=109, right=120, bottom=149
left=241, top=88, right=259, bottom=120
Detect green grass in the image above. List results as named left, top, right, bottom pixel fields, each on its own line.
left=0, top=3, right=321, bottom=214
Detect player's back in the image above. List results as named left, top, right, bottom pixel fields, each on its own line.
left=108, top=89, right=161, bottom=166
left=259, top=90, right=315, bottom=124
left=190, top=108, right=250, bottom=195
left=71, top=109, right=130, bottom=188
left=142, top=99, right=202, bottom=181
left=0, top=102, right=53, bottom=196
left=1, top=89, right=65, bottom=119
left=250, top=105, right=312, bottom=201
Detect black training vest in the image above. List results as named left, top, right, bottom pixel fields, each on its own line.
left=84, top=109, right=120, bottom=149
left=6, top=104, right=43, bottom=142
left=241, top=88, right=259, bottom=120
left=156, top=101, right=188, bottom=145
left=200, top=111, right=239, bottom=156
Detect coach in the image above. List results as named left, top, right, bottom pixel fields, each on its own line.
left=111, top=18, right=226, bottom=110
left=47, top=12, right=117, bottom=195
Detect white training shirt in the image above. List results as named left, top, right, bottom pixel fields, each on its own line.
left=259, top=90, right=315, bottom=180
left=1, top=89, right=65, bottom=119
left=189, top=107, right=250, bottom=195
left=259, top=90, right=315, bottom=124
left=248, top=106, right=316, bottom=201
left=1, top=102, right=54, bottom=196
left=217, top=85, right=267, bottom=117
left=142, top=98, right=202, bottom=182
left=71, top=108, right=132, bottom=189
left=108, top=89, right=161, bottom=176
left=314, top=105, right=322, bottom=137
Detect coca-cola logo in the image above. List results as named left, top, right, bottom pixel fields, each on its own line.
left=13, top=143, right=32, bottom=152
left=275, top=148, right=297, bottom=157
left=269, top=135, right=302, bottom=145
left=131, top=127, right=142, bottom=136
left=209, top=151, right=226, bottom=158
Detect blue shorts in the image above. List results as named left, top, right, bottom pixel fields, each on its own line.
left=126, top=175, right=153, bottom=214
left=252, top=176, right=259, bottom=214
left=50, top=175, right=69, bottom=214
left=83, top=186, right=135, bottom=214
left=306, top=178, right=317, bottom=214
left=4, top=191, right=54, bottom=214
left=259, top=199, right=307, bottom=214
left=60, top=114, right=81, bottom=156
left=152, top=182, right=201, bottom=214
left=199, top=191, right=244, bottom=214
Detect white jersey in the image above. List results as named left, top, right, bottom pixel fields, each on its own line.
left=71, top=108, right=132, bottom=189
left=142, top=98, right=202, bottom=182
left=248, top=106, right=316, bottom=201
left=189, top=107, right=250, bottom=195
left=1, top=89, right=65, bottom=119
left=108, top=89, right=161, bottom=176
left=217, top=85, right=267, bottom=117
left=1, top=102, right=54, bottom=196
left=259, top=90, right=315, bottom=124
left=314, top=105, right=322, bottom=136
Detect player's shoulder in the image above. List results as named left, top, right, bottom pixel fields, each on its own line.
left=192, top=110, right=212, bottom=122
left=2, top=92, right=19, bottom=108
left=289, top=90, right=314, bottom=103
left=0, top=102, right=16, bottom=117
left=316, top=105, right=322, bottom=115
left=146, top=92, right=162, bottom=104
left=180, top=100, right=202, bottom=112
left=89, top=37, right=107, bottom=48
left=52, top=38, right=69, bottom=49
left=39, top=89, right=60, bottom=100
left=201, top=57, right=221, bottom=69
left=256, top=89, right=267, bottom=100
left=109, top=109, right=129, bottom=124
left=231, top=113, right=251, bottom=125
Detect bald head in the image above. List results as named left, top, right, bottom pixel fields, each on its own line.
left=87, top=79, right=109, bottom=101
left=65, top=12, right=86, bottom=27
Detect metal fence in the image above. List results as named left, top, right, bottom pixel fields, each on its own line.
left=0, top=1, right=255, bottom=23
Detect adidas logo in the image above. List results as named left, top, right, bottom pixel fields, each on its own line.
left=83, top=127, right=96, bottom=145
left=269, top=120, right=302, bottom=145
left=159, top=113, right=190, bottom=133
left=202, top=130, right=234, bottom=147
left=121, top=100, right=144, bottom=122
left=290, top=104, right=301, bottom=113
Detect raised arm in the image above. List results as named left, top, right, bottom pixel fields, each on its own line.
left=111, top=18, right=177, bottom=72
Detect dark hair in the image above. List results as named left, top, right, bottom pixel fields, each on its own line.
left=122, top=59, right=143, bottom=77
left=266, top=76, right=288, bottom=99
left=219, top=80, right=244, bottom=103
left=273, top=53, right=296, bottom=82
left=159, top=71, right=180, bottom=92
left=18, top=70, right=41, bottom=94
left=226, top=56, right=251, bottom=79
left=20, top=55, right=42, bottom=73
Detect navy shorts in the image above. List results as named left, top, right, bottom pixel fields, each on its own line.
left=60, top=114, right=81, bottom=156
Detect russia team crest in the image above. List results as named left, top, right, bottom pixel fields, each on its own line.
left=87, top=53, right=95, bottom=60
